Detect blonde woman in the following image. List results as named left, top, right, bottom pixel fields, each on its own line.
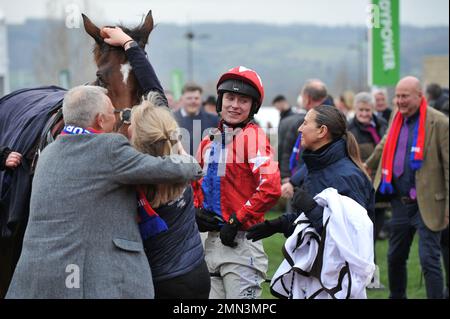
left=129, top=92, right=210, bottom=299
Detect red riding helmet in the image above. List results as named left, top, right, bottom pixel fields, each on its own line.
left=216, top=66, right=265, bottom=117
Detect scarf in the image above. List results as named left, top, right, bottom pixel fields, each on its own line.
left=137, top=187, right=168, bottom=240
left=289, top=133, right=302, bottom=175
left=363, top=122, right=381, bottom=145
left=62, top=125, right=168, bottom=238
left=379, top=97, right=427, bottom=194
left=60, top=125, right=102, bottom=135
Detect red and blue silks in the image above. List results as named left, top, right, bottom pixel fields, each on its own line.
left=379, top=97, right=427, bottom=194
left=195, top=122, right=281, bottom=230
left=137, top=188, right=168, bottom=240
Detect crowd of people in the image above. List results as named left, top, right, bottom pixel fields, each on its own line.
left=271, top=79, right=449, bottom=299
left=0, top=25, right=448, bottom=299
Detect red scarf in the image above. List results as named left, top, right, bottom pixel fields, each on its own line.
left=379, top=97, right=427, bottom=194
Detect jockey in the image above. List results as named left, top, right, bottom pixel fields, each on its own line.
left=194, top=66, right=281, bottom=299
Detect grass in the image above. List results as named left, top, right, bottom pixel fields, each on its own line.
left=260, top=211, right=427, bottom=299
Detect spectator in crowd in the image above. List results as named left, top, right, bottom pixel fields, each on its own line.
left=349, top=92, right=388, bottom=214
left=6, top=85, right=203, bottom=299
left=129, top=92, right=210, bottom=299
left=273, top=95, right=294, bottom=168
left=335, top=90, right=355, bottom=122
left=0, top=147, right=22, bottom=171
left=366, top=76, right=448, bottom=299
left=203, top=95, right=218, bottom=115
left=273, top=94, right=294, bottom=122
left=173, top=84, right=219, bottom=156
left=373, top=89, right=393, bottom=122
left=427, top=83, right=449, bottom=117
left=349, top=92, right=389, bottom=289
left=280, top=80, right=330, bottom=206
left=247, top=105, right=375, bottom=257
left=194, top=66, right=281, bottom=299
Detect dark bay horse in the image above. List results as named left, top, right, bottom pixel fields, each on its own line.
left=0, top=10, right=155, bottom=297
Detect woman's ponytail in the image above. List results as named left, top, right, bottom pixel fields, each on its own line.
left=345, top=131, right=370, bottom=179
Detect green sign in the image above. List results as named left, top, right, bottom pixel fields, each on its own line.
left=369, top=0, right=400, bottom=86
left=170, top=69, right=184, bottom=101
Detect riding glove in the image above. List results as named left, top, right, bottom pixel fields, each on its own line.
left=246, top=217, right=283, bottom=242
left=220, top=213, right=241, bottom=248
left=195, top=208, right=224, bottom=232
left=291, top=186, right=318, bottom=213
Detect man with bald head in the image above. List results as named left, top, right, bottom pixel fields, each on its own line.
left=367, top=76, right=449, bottom=299
left=301, top=79, right=329, bottom=112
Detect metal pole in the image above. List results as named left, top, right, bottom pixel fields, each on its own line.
left=186, top=30, right=194, bottom=82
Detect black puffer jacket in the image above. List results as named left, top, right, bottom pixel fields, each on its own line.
left=143, top=186, right=205, bottom=283
left=286, top=138, right=375, bottom=235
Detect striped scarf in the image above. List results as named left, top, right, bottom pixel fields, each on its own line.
left=379, top=97, right=427, bottom=194
left=60, top=125, right=102, bottom=135
left=137, top=188, right=168, bottom=240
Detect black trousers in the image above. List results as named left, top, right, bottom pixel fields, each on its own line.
left=441, top=226, right=449, bottom=298
left=388, top=199, right=443, bottom=299
left=154, top=259, right=211, bottom=299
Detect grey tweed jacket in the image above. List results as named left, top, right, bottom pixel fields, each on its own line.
left=6, top=133, right=202, bottom=299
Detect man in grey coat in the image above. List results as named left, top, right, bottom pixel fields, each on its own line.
left=6, top=86, right=203, bottom=299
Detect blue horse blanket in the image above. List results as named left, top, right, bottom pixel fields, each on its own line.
left=0, top=86, right=67, bottom=237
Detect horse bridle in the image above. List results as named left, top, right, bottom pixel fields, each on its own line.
left=86, top=80, right=136, bottom=130
left=114, top=108, right=132, bottom=125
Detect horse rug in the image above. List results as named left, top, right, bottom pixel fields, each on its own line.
left=0, top=86, right=66, bottom=237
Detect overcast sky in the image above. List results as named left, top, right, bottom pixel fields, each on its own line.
left=1, top=0, right=449, bottom=26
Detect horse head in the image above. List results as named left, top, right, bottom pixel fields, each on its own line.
left=82, top=10, right=154, bottom=135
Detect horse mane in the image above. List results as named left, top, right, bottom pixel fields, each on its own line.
left=92, top=20, right=155, bottom=64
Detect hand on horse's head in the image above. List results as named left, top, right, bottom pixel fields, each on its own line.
left=101, top=27, right=133, bottom=48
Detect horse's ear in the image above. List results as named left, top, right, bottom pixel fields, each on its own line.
left=82, top=13, right=103, bottom=45
left=138, top=10, right=154, bottom=48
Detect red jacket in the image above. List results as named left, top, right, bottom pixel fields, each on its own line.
left=193, top=122, right=281, bottom=230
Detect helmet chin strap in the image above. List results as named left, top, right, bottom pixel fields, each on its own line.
left=222, top=118, right=252, bottom=129
left=212, top=116, right=255, bottom=142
